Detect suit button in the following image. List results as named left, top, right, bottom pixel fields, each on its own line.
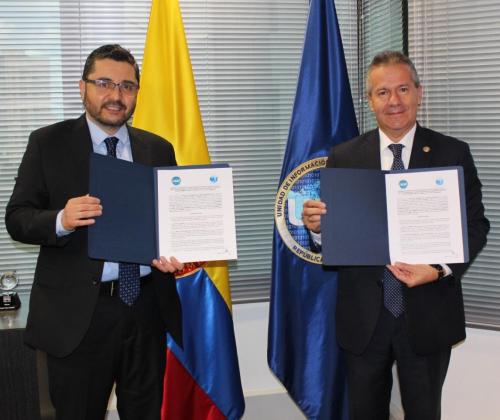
left=376, top=279, right=383, bottom=287
left=92, top=278, right=100, bottom=286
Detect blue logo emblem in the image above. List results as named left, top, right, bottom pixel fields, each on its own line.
left=171, top=176, right=181, bottom=186
left=209, top=176, right=218, bottom=184
left=399, top=180, right=408, bottom=189
left=436, top=178, right=444, bottom=186
left=275, top=157, right=327, bottom=264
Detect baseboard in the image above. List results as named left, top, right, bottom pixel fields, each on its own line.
left=105, top=391, right=306, bottom=420
left=106, top=391, right=405, bottom=419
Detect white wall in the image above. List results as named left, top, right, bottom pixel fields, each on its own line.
left=109, top=302, right=500, bottom=419
left=443, top=327, right=500, bottom=419
left=233, top=302, right=500, bottom=420
left=233, top=302, right=283, bottom=395
left=232, top=302, right=305, bottom=419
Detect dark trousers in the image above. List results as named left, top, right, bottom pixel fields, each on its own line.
left=46, top=276, right=166, bottom=420
left=344, top=308, right=451, bottom=420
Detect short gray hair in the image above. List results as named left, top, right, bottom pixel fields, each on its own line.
left=366, top=51, right=420, bottom=95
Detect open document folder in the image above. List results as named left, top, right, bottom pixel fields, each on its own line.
left=320, top=167, right=469, bottom=266
left=88, top=153, right=237, bottom=265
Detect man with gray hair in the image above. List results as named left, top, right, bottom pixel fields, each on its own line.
left=303, top=51, right=489, bottom=419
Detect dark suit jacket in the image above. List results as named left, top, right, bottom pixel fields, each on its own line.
left=5, top=114, right=182, bottom=357
left=327, top=124, right=489, bottom=355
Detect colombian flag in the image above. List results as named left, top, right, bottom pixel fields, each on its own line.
left=133, top=0, right=245, bottom=418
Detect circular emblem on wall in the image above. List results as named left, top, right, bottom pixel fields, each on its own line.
left=275, top=157, right=327, bottom=264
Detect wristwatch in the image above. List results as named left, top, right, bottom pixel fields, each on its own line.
left=431, top=264, right=445, bottom=281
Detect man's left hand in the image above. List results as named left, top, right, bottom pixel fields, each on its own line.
left=386, top=262, right=439, bottom=288
left=152, top=256, right=184, bottom=273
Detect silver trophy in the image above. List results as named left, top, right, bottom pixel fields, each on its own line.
left=0, top=270, right=21, bottom=310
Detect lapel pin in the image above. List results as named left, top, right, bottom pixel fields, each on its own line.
left=423, top=146, right=431, bottom=153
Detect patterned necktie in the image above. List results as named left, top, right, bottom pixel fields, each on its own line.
left=383, top=143, right=405, bottom=317
left=104, top=137, right=141, bottom=306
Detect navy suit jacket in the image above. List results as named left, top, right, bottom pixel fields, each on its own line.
left=326, top=124, right=489, bottom=355
left=5, top=114, right=182, bottom=357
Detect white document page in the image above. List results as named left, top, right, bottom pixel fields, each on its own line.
left=156, top=166, right=237, bottom=263
left=385, top=168, right=465, bottom=264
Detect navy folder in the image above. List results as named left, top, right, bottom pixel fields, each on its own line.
left=320, top=166, right=469, bottom=266
left=88, top=153, right=227, bottom=265
left=88, top=153, right=157, bottom=265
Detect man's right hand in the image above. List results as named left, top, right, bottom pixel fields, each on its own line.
left=302, top=199, right=326, bottom=233
left=61, top=195, right=102, bottom=230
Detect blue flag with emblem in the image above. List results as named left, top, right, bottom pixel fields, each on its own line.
left=267, top=0, right=359, bottom=418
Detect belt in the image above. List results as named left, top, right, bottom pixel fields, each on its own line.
left=99, top=274, right=153, bottom=297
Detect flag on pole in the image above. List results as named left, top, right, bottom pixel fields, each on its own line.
left=133, top=0, right=245, bottom=418
left=268, top=0, right=359, bottom=419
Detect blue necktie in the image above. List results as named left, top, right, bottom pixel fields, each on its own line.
left=104, top=137, right=141, bottom=306
left=383, top=143, right=405, bottom=317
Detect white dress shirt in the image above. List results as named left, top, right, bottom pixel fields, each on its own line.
left=310, top=124, right=451, bottom=276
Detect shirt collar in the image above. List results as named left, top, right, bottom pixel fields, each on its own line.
left=379, top=124, right=417, bottom=152
left=86, top=115, right=130, bottom=149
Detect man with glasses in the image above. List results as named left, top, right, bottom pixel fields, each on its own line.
left=6, top=44, right=182, bottom=420
left=302, top=51, right=489, bottom=419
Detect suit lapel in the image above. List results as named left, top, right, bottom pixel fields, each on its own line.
left=409, top=124, right=432, bottom=169
left=361, top=129, right=382, bottom=169
left=69, top=114, right=94, bottom=192
left=67, top=114, right=105, bottom=278
left=128, top=126, right=149, bottom=165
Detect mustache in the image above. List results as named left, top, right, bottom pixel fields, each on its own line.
left=102, top=100, right=125, bottom=109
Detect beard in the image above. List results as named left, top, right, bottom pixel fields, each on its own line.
left=83, top=94, right=135, bottom=129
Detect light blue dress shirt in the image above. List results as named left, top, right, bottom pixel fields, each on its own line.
left=56, top=116, right=151, bottom=281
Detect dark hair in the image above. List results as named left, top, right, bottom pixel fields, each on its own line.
left=82, top=44, right=140, bottom=84
left=366, top=50, right=420, bottom=94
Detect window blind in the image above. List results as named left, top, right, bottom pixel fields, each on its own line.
left=0, top=0, right=153, bottom=295
left=359, top=0, right=404, bottom=131
left=409, top=0, right=500, bottom=328
left=181, top=0, right=358, bottom=301
left=0, top=0, right=358, bottom=302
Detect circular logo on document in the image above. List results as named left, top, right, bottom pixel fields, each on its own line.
left=274, top=157, right=327, bottom=264
left=171, top=176, right=181, bottom=186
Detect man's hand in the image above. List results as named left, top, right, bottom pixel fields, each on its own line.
left=386, top=262, right=439, bottom=288
left=302, top=200, right=326, bottom=233
left=152, top=256, right=184, bottom=273
left=61, top=195, right=102, bottom=230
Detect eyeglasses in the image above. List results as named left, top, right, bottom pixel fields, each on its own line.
left=84, top=79, right=139, bottom=96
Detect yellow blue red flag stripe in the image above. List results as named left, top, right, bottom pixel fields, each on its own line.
left=133, top=0, right=245, bottom=418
